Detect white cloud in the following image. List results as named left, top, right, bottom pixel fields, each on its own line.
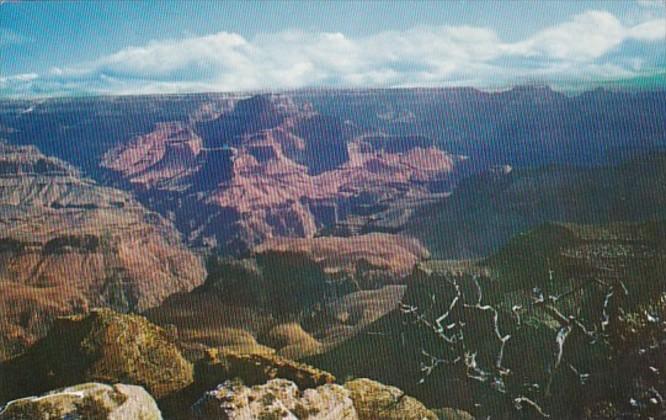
left=628, top=18, right=666, bottom=40
left=2, top=10, right=665, bottom=96
left=508, top=11, right=626, bottom=61
left=507, top=11, right=665, bottom=61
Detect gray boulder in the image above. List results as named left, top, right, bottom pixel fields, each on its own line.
left=0, top=382, right=162, bottom=420
left=192, top=378, right=357, bottom=419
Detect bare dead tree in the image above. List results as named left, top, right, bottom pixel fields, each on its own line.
left=400, top=271, right=628, bottom=418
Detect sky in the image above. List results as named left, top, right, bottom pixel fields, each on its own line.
left=1, top=0, right=665, bottom=97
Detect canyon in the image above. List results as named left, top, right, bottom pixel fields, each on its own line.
left=0, top=87, right=665, bottom=418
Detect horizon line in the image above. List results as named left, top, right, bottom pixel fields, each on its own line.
left=2, top=79, right=666, bottom=101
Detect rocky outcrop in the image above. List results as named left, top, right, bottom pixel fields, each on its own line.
left=195, top=94, right=303, bottom=147
left=145, top=249, right=408, bottom=361
left=344, top=378, right=438, bottom=420
left=0, top=383, right=161, bottom=420
left=0, top=143, right=205, bottom=360
left=146, top=281, right=406, bottom=362
left=254, top=233, right=430, bottom=280
left=190, top=376, right=440, bottom=420
left=192, top=379, right=357, bottom=420
left=195, top=349, right=336, bottom=391
left=0, top=309, right=193, bottom=403
left=433, top=408, right=475, bottom=420
left=101, top=122, right=203, bottom=191
left=0, top=142, right=77, bottom=176
left=196, top=140, right=459, bottom=252
left=0, top=306, right=445, bottom=420
left=144, top=291, right=277, bottom=362
left=101, top=95, right=463, bottom=254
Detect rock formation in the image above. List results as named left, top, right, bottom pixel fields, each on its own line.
left=192, top=379, right=357, bottom=420
left=101, top=95, right=463, bottom=254
left=195, top=349, right=336, bottom=391
left=195, top=94, right=302, bottom=148
left=0, top=309, right=194, bottom=403
left=0, top=142, right=205, bottom=360
left=191, top=357, right=443, bottom=420
left=0, top=308, right=457, bottom=420
left=145, top=248, right=411, bottom=361
left=101, top=122, right=203, bottom=191
left=0, top=383, right=162, bottom=420
left=403, top=153, right=666, bottom=259
left=432, top=408, right=476, bottom=420
left=344, top=378, right=438, bottom=420
left=254, top=233, right=430, bottom=280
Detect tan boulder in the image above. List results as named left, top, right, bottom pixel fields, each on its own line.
left=344, top=378, right=438, bottom=420
left=192, top=378, right=357, bottom=419
left=195, top=349, right=335, bottom=391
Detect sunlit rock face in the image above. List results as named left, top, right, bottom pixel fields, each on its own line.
left=344, top=378, right=439, bottom=420
left=101, top=94, right=465, bottom=254
left=192, top=379, right=358, bottom=420
left=0, top=309, right=194, bottom=403
left=0, top=142, right=205, bottom=360
left=0, top=383, right=162, bottom=420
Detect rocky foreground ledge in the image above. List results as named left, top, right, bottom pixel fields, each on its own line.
left=0, top=309, right=472, bottom=419
left=0, top=383, right=162, bottom=420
